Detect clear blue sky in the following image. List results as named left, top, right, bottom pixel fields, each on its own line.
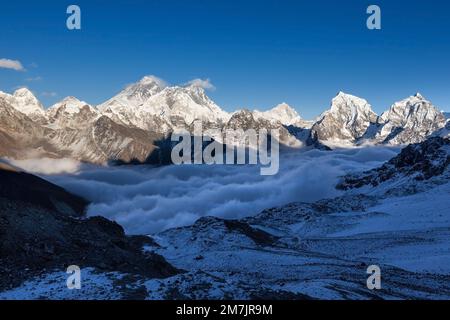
left=1, top=0, right=449, bottom=119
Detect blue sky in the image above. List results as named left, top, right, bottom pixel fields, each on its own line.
left=1, top=0, right=449, bottom=119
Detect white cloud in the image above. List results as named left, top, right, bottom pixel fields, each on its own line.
left=142, top=75, right=168, bottom=88
left=25, top=76, right=43, bottom=82
left=0, top=58, right=25, bottom=71
left=122, top=75, right=168, bottom=91
left=46, top=146, right=399, bottom=235
left=8, top=157, right=81, bottom=175
left=187, top=78, right=216, bottom=91
left=41, top=91, right=57, bottom=97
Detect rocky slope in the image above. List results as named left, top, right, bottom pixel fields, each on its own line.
left=0, top=96, right=49, bottom=158
left=223, top=109, right=302, bottom=147
left=0, top=160, right=87, bottom=216
left=337, top=136, right=450, bottom=193
left=0, top=94, right=165, bottom=164
left=46, top=96, right=100, bottom=129
left=0, top=163, right=179, bottom=294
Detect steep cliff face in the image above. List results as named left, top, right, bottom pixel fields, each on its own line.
left=310, top=92, right=379, bottom=146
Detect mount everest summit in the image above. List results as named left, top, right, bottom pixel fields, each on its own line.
left=0, top=76, right=448, bottom=164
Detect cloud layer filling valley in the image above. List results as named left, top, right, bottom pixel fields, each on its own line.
left=41, top=147, right=399, bottom=235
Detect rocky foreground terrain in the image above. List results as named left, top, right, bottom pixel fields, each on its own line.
left=0, top=161, right=179, bottom=297
left=0, top=133, right=449, bottom=300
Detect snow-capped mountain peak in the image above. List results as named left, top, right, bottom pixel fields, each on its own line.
left=330, top=91, right=374, bottom=114
left=414, top=92, right=424, bottom=99
left=13, top=87, right=36, bottom=98
left=97, top=76, right=230, bottom=131
left=253, top=103, right=303, bottom=126
left=46, top=96, right=98, bottom=129
left=0, top=88, right=46, bottom=122
left=98, top=75, right=165, bottom=113
left=122, top=75, right=165, bottom=99
left=96, top=76, right=169, bottom=129
left=139, top=75, right=167, bottom=87
left=309, top=92, right=379, bottom=145
left=48, top=96, right=90, bottom=114
left=9, top=88, right=46, bottom=119
left=377, top=94, right=446, bottom=144
left=271, top=102, right=296, bottom=113
left=381, top=93, right=443, bottom=125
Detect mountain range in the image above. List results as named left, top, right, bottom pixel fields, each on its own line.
left=0, top=76, right=448, bottom=164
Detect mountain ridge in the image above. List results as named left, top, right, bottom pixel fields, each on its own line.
left=0, top=77, right=447, bottom=164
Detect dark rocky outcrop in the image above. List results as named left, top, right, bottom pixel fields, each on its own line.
left=0, top=165, right=179, bottom=292
left=337, top=136, right=450, bottom=190
left=0, top=162, right=87, bottom=216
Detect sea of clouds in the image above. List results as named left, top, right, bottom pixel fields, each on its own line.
left=14, top=146, right=400, bottom=235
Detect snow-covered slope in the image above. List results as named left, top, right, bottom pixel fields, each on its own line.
left=98, top=76, right=165, bottom=112
left=144, top=188, right=450, bottom=299
left=142, top=84, right=230, bottom=128
left=99, top=76, right=230, bottom=132
left=434, top=120, right=450, bottom=138
left=377, top=93, right=446, bottom=145
left=98, top=76, right=167, bottom=130
left=4, top=183, right=449, bottom=300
